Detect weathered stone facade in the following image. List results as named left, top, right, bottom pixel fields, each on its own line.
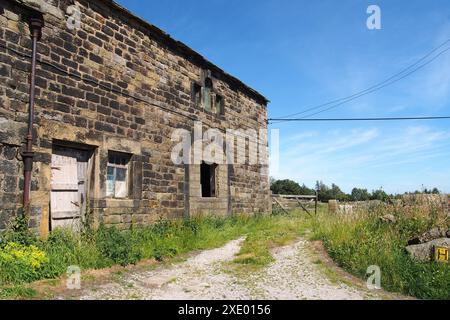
left=0, top=0, right=271, bottom=235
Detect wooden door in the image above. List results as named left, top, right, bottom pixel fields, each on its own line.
left=50, top=146, right=90, bottom=231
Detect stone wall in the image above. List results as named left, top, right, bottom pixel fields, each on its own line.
left=0, top=0, right=271, bottom=235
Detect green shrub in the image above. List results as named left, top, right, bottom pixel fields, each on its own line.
left=95, top=226, right=141, bottom=266
left=0, top=242, right=49, bottom=284
left=1, top=211, right=37, bottom=246
left=38, top=228, right=107, bottom=278
left=182, top=219, right=200, bottom=235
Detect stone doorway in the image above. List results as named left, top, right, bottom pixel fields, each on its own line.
left=50, top=145, right=93, bottom=231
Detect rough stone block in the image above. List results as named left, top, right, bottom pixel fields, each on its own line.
left=406, top=238, right=450, bottom=262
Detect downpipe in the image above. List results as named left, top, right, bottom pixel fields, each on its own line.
left=22, top=17, right=43, bottom=209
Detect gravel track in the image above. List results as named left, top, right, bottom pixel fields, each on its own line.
left=74, top=238, right=394, bottom=300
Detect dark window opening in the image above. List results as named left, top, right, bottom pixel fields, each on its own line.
left=191, top=82, right=201, bottom=107
left=216, top=95, right=224, bottom=116
left=201, top=162, right=217, bottom=198
left=203, top=77, right=213, bottom=112
left=204, top=77, right=213, bottom=89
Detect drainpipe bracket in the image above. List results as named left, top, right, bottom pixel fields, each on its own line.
left=29, top=17, right=44, bottom=39
left=22, top=151, right=35, bottom=172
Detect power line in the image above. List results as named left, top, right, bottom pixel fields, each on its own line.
left=298, top=47, right=450, bottom=120
left=272, top=37, right=450, bottom=122
left=268, top=116, right=450, bottom=123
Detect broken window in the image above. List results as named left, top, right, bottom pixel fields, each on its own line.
left=203, top=77, right=213, bottom=112
left=216, top=94, right=224, bottom=116
left=201, top=162, right=217, bottom=198
left=191, top=82, right=202, bottom=107
left=106, top=151, right=131, bottom=198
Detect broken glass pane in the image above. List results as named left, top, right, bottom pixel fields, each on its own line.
left=204, top=87, right=211, bottom=112
left=116, top=168, right=126, bottom=181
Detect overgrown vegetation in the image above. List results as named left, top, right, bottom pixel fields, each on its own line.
left=0, top=213, right=305, bottom=290
left=304, top=203, right=450, bottom=300
left=1, top=201, right=449, bottom=300
left=233, top=213, right=306, bottom=266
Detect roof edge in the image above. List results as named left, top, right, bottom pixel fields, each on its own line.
left=103, top=0, right=269, bottom=105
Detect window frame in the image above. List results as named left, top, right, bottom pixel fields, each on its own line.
left=191, top=78, right=224, bottom=116
left=200, top=162, right=218, bottom=198
left=106, top=151, right=131, bottom=199
left=216, top=94, right=225, bottom=116
left=203, top=77, right=213, bottom=112
left=191, top=82, right=202, bottom=107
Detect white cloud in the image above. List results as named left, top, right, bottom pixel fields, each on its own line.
left=271, top=125, right=450, bottom=193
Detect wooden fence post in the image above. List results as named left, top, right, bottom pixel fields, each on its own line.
left=315, top=191, right=318, bottom=215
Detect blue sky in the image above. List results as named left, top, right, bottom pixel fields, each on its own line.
left=117, top=0, right=450, bottom=194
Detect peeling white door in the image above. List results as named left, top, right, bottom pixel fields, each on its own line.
left=50, top=146, right=90, bottom=231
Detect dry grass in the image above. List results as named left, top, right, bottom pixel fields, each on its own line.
left=304, top=202, right=450, bottom=299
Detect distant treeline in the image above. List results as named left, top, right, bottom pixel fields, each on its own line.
left=269, top=178, right=441, bottom=202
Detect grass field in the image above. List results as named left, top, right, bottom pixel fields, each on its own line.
left=304, top=203, right=450, bottom=300
left=1, top=202, right=448, bottom=300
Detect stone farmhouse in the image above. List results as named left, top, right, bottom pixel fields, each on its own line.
left=0, top=0, right=271, bottom=236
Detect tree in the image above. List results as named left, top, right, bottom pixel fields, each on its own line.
left=371, top=188, right=389, bottom=202
left=423, top=187, right=441, bottom=195
left=316, top=181, right=330, bottom=202
left=330, top=183, right=347, bottom=201
left=351, top=188, right=370, bottom=201
left=315, top=181, right=348, bottom=202
left=269, top=176, right=276, bottom=187
left=270, top=179, right=315, bottom=195
left=431, top=188, right=440, bottom=195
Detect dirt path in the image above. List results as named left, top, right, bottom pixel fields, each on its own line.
left=68, top=238, right=400, bottom=300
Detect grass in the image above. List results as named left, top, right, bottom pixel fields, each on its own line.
left=0, top=286, right=37, bottom=299
left=0, top=212, right=308, bottom=298
left=303, top=202, right=450, bottom=300
left=233, top=212, right=307, bottom=267
left=2, top=203, right=448, bottom=300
